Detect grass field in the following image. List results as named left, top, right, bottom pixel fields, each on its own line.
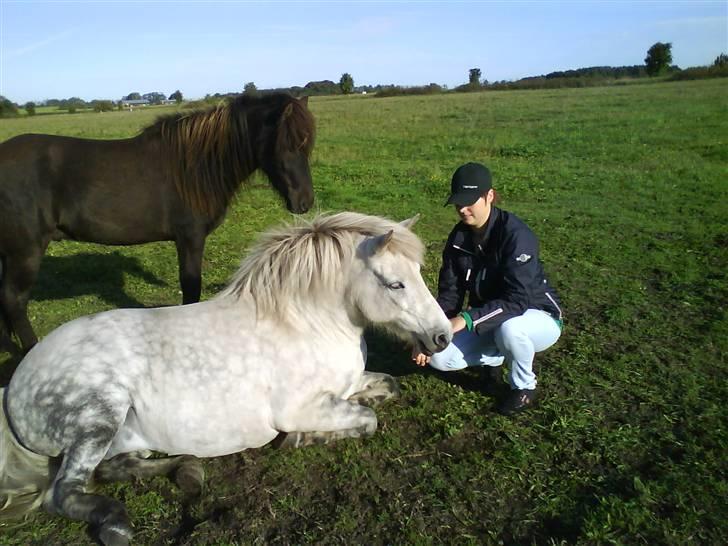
left=1, top=79, right=727, bottom=545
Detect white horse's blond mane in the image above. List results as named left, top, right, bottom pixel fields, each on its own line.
left=218, top=212, right=424, bottom=319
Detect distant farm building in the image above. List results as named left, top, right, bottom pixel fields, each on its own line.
left=120, top=99, right=149, bottom=108
left=120, top=98, right=175, bottom=110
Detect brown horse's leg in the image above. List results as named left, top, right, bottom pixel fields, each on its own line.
left=175, top=233, right=205, bottom=305
left=0, top=250, right=44, bottom=352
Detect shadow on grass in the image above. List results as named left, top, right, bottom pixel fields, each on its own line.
left=363, top=328, right=421, bottom=378
left=33, top=252, right=168, bottom=308
left=0, top=252, right=168, bottom=384
left=363, top=329, right=500, bottom=397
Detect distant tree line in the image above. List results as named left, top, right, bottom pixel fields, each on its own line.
left=2, top=44, right=726, bottom=117
left=0, top=90, right=186, bottom=117
left=375, top=83, right=445, bottom=98
left=121, top=91, right=182, bottom=104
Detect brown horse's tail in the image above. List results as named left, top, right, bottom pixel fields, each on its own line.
left=0, top=388, right=53, bottom=521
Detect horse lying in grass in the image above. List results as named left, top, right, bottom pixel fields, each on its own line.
left=0, top=211, right=451, bottom=545
left=0, top=93, right=315, bottom=352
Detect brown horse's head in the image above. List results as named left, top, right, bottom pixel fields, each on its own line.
left=254, top=95, right=316, bottom=214
left=150, top=93, right=316, bottom=218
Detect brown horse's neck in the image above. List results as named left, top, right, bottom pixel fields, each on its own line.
left=149, top=108, right=258, bottom=218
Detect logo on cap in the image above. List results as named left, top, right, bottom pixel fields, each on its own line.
left=444, top=162, right=493, bottom=207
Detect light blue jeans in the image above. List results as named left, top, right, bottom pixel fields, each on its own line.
left=429, top=309, right=561, bottom=390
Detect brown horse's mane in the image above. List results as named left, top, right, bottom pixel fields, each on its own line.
left=142, top=93, right=315, bottom=217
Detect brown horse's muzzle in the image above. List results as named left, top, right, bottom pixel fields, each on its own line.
left=287, top=185, right=314, bottom=214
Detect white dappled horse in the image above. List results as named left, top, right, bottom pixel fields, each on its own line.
left=0, top=211, right=451, bottom=545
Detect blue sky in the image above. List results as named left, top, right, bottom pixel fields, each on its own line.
left=1, top=0, right=726, bottom=103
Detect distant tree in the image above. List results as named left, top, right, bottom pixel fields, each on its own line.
left=125, top=92, right=142, bottom=101
left=339, top=73, right=354, bottom=94
left=304, top=80, right=338, bottom=95
left=0, top=96, right=19, bottom=117
left=25, top=101, right=37, bottom=116
left=142, top=92, right=166, bottom=105
left=645, top=42, right=672, bottom=76
left=469, top=68, right=482, bottom=87
left=243, top=82, right=258, bottom=96
left=714, top=53, right=728, bottom=67
left=59, top=97, right=86, bottom=112
left=169, top=90, right=183, bottom=103
left=92, top=100, right=114, bottom=112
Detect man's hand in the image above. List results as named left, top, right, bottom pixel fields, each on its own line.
left=411, top=347, right=431, bottom=367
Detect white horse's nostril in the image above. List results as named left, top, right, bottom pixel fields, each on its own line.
left=434, top=333, right=450, bottom=351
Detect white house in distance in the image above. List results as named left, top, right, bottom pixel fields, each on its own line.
left=120, top=92, right=176, bottom=110
left=119, top=98, right=149, bottom=109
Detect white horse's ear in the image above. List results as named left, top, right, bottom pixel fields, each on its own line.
left=400, top=214, right=420, bottom=230
left=373, top=230, right=394, bottom=254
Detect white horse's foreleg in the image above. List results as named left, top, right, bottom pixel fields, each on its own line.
left=273, top=393, right=377, bottom=449
left=347, top=371, right=400, bottom=407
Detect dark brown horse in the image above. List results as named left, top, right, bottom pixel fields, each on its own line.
left=0, top=93, right=316, bottom=352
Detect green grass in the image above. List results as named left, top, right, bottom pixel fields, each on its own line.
left=1, top=79, right=727, bottom=544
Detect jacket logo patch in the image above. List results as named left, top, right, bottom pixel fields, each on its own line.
left=515, top=253, right=532, bottom=263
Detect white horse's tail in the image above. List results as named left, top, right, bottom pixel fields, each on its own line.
left=0, top=388, right=53, bottom=521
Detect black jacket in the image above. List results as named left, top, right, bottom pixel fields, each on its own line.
left=436, top=207, right=562, bottom=334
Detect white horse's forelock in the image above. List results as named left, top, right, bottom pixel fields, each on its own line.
left=217, top=212, right=424, bottom=321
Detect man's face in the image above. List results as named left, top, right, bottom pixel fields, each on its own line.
left=456, top=190, right=492, bottom=228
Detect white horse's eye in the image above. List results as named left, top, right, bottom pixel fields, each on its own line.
left=387, top=281, right=405, bottom=290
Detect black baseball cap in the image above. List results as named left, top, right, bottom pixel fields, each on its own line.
left=444, top=162, right=492, bottom=207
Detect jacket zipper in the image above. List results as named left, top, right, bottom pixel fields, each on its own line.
left=474, top=268, right=486, bottom=300
left=452, top=244, right=475, bottom=256
left=473, top=307, right=503, bottom=326
left=545, top=292, right=563, bottom=320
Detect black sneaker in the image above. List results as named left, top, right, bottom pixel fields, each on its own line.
left=497, top=389, right=537, bottom=415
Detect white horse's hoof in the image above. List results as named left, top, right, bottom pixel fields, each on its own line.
left=99, top=526, right=132, bottom=546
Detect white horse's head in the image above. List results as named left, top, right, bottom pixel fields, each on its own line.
left=220, top=211, right=452, bottom=354
left=348, top=215, right=452, bottom=355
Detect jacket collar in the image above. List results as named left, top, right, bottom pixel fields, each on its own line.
left=455, top=206, right=500, bottom=254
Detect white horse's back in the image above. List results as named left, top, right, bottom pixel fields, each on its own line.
left=8, top=298, right=278, bottom=457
